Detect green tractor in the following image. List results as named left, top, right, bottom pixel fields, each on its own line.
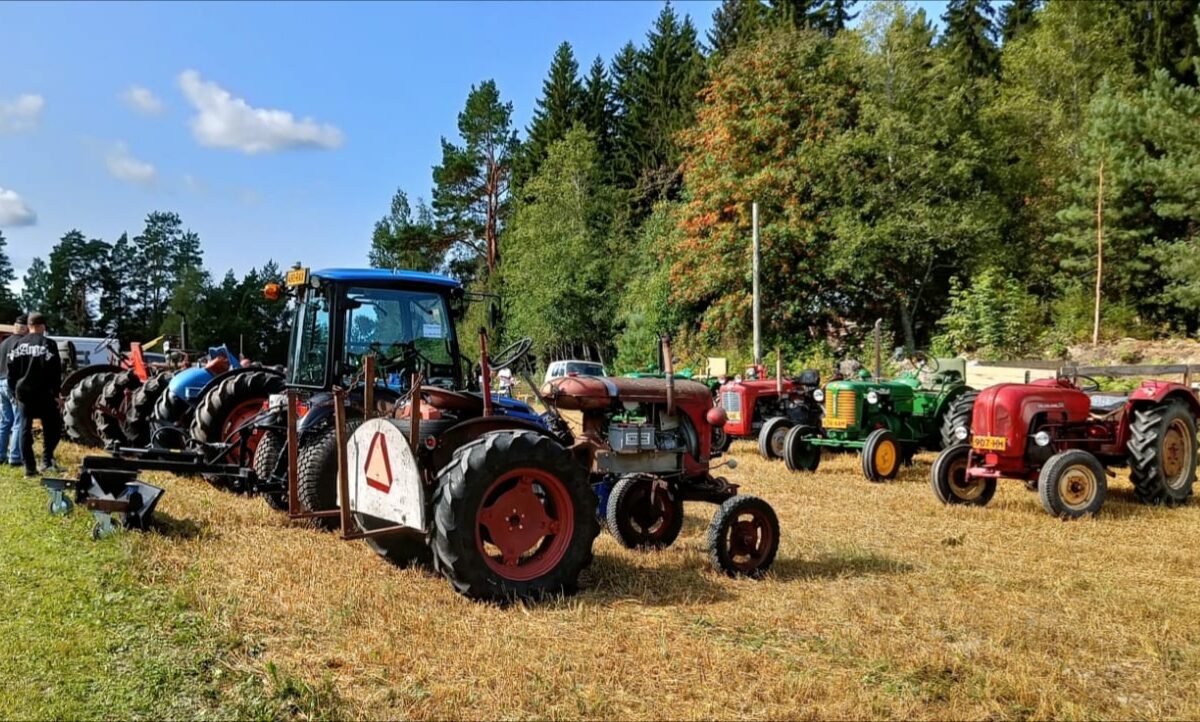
left=781, top=346, right=976, bottom=482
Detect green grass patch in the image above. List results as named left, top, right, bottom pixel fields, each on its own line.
left=0, top=465, right=341, bottom=720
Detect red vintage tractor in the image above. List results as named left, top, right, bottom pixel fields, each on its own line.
left=930, top=374, right=1200, bottom=518
left=716, top=362, right=823, bottom=456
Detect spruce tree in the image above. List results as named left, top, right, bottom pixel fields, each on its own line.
left=581, top=56, right=615, bottom=164
left=816, top=0, right=858, bottom=35
left=609, top=42, right=641, bottom=189
left=0, top=231, right=19, bottom=320
left=707, top=0, right=768, bottom=55
left=20, top=258, right=50, bottom=319
left=940, top=0, right=999, bottom=77
left=514, top=42, right=585, bottom=190
left=767, top=0, right=823, bottom=30
left=999, top=0, right=1041, bottom=43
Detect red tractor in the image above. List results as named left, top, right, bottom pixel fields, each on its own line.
left=931, top=374, right=1200, bottom=518
left=717, top=366, right=822, bottom=456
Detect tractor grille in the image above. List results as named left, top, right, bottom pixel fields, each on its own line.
left=721, top=391, right=741, bottom=414
left=825, top=390, right=858, bottom=428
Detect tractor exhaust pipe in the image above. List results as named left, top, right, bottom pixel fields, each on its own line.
left=663, top=334, right=675, bottom=417
left=874, top=318, right=883, bottom=382
left=776, top=347, right=783, bottom=396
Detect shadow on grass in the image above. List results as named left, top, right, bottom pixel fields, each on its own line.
left=768, top=550, right=914, bottom=582
left=582, top=552, right=736, bottom=606
left=149, top=511, right=208, bottom=540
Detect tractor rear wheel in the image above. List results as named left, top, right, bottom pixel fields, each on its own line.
left=431, top=430, right=598, bottom=601
left=605, top=473, right=684, bottom=550
left=930, top=444, right=995, bottom=506
left=757, top=417, right=793, bottom=460
left=939, top=390, right=978, bottom=450
left=1128, top=401, right=1197, bottom=507
left=63, top=371, right=114, bottom=448
left=782, top=425, right=820, bottom=472
left=94, top=370, right=142, bottom=449
left=862, top=428, right=901, bottom=482
left=706, top=495, right=780, bottom=578
left=190, top=370, right=285, bottom=488
left=1038, top=449, right=1107, bottom=519
left=123, top=370, right=173, bottom=447
left=252, top=429, right=288, bottom=511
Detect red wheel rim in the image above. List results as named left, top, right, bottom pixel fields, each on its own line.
left=476, top=467, right=575, bottom=582
left=723, top=507, right=775, bottom=573
left=221, top=399, right=266, bottom=463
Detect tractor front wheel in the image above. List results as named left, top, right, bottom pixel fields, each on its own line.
left=1128, top=401, right=1197, bottom=507
left=431, top=430, right=598, bottom=601
left=862, top=428, right=901, bottom=482
left=782, top=425, right=820, bottom=472
left=1038, top=449, right=1107, bottom=519
left=930, top=444, right=995, bottom=506
left=706, top=495, right=780, bottom=578
left=757, top=417, right=793, bottom=460
left=605, top=473, right=684, bottom=550
left=252, top=429, right=288, bottom=511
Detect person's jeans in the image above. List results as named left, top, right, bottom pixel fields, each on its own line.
left=0, top=384, right=22, bottom=464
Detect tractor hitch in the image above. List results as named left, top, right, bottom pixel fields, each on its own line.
left=42, top=467, right=165, bottom=540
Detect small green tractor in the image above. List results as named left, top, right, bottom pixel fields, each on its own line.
left=782, top=346, right=976, bottom=481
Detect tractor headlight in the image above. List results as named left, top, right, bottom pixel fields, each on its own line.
left=1034, top=430, right=1051, bottom=447
left=866, top=390, right=879, bottom=404
left=813, top=389, right=825, bottom=402
left=954, top=426, right=969, bottom=441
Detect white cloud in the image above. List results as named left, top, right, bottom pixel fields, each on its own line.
left=0, top=187, right=36, bottom=227
left=121, top=85, right=164, bottom=115
left=106, top=142, right=157, bottom=185
left=0, top=94, right=44, bottom=133
left=178, top=69, right=343, bottom=154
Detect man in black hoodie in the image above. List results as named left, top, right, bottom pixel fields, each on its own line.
left=6, top=312, right=62, bottom=476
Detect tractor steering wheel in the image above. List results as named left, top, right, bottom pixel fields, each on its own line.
left=1074, top=374, right=1101, bottom=392
left=488, top=337, right=534, bottom=372
left=909, top=351, right=940, bottom=375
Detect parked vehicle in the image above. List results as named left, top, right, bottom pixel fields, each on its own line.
left=717, top=365, right=824, bottom=455
left=543, top=359, right=606, bottom=386
left=931, top=374, right=1200, bottom=518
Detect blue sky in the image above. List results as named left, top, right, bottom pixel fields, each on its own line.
left=0, top=0, right=950, bottom=289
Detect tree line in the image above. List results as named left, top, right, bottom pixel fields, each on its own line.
left=370, top=0, right=1200, bottom=371
left=10, top=212, right=290, bottom=362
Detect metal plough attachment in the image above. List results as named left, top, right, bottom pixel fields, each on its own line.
left=42, top=465, right=165, bottom=540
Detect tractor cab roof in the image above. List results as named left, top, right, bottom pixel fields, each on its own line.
left=313, top=268, right=462, bottom=290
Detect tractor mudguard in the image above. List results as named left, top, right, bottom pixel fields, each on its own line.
left=1126, top=382, right=1200, bottom=417
left=60, top=363, right=124, bottom=397
left=193, top=365, right=284, bottom=407
left=429, top=416, right=561, bottom=472
left=167, top=366, right=217, bottom=404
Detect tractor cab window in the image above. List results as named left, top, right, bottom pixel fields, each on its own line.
left=342, top=286, right=457, bottom=386
left=289, top=288, right=332, bottom=387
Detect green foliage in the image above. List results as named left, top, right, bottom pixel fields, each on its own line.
left=368, top=189, right=439, bottom=272
left=514, top=42, right=585, bottom=191
left=930, top=269, right=1044, bottom=359
left=613, top=201, right=684, bottom=372
left=940, top=0, right=999, bottom=78
left=998, top=0, right=1041, bottom=43
left=1047, top=281, right=1145, bottom=344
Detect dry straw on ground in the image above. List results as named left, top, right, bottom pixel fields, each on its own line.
left=79, top=439, right=1200, bottom=720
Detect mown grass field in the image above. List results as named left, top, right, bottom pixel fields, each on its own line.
left=7, top=439, right=1200, bottom=720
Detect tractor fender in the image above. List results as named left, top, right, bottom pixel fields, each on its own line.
left=1127, top=382, right=1200, bottom=418
left=60, top=363, right=124, bottom=397
left=430, top=416, right=560, bottom=473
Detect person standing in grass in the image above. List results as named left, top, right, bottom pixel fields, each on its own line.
left=6, top=313, right=62, bottom=477
left=0, top=314, right=26, bottom=466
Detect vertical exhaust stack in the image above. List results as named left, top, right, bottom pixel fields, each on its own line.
left=663, top=334, right=675, bottom=417
left=776, top=347, right=783, bottom=397
left=874, top=319, right=883, bottom=382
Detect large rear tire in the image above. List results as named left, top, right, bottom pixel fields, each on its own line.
left=757, top=417, right=793, bottom=460
left=1128, top=402, right=1196, bottom=507
left=63, top=371, right=114, bottom=448
left=190, top=370, right=285, bottom=487
left=431, top=430, right=598, bottom=601
left=939, top=389, right=978, bottom=450
left=124, top=370, right=173, bottom=447
left=94, top=370, right=143, bottom=449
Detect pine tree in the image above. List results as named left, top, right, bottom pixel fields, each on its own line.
left=20, top=258, right=51, bottom=319
left=581, top=57, right=615, bottom=164
left=369, top=188, right=440, bottom=271
left=816, top=0, right=858, bottom=35
left=45, top=230, right=109, bottom=335
left=999, top=0, right=1041, bottom=43
left=98, top=232, right=139, bottom=337
left=767, top=0, right=823, bottom=30
left=707, top=0, right=769, bottom=55
left=940, top=0, right=999, bottom=77
left=132, top=211, right=204, bottom=338
left=431, top=80, right=518, bottom=279
left=514, top=42, right=585, bottom=190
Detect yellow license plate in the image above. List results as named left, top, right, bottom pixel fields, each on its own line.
left=726, top=411, right=741, bottom=421
left=286, top=267, right=309, bottom=286
left=973, top=435, right=1007, bottom=451
left=824, top=417, right=849, bottom=429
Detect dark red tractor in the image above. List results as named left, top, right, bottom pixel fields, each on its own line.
left=716, top=362, right=822, bottom=457
left=931, top=374, right=1200, bottom=518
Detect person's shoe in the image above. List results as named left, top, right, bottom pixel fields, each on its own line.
left=40, top=461, right=63, bottom=474
left=23, top=467, right=37, bottom=478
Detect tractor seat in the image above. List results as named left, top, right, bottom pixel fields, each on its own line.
left=1088, top=393, right=1128, bottom=415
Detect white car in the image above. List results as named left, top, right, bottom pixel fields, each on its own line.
left=543, top=359, right=607, bottom=386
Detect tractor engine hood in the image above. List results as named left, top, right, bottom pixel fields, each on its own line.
left=972, top=382, right=1090, bottom=454
left=544, top=376, right=712, bottom=411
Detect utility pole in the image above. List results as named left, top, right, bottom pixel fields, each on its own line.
left=1093, top=160, right=1104, bottom=347
left=752, top=202, right=761, bottom=366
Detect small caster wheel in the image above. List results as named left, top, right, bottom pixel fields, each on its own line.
left=91, top=516, right=117, bottom=540
left=48, top=495, right=73, bottom=516
left=707, top=495, right=780, bottom=578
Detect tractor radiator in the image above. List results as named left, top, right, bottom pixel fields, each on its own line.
left=720, top=391, right=741, bottom=415
left=826, top=390, right=857, bottom=427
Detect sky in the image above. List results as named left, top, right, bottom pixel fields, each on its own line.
left=0, top=0, right=951, bottom=290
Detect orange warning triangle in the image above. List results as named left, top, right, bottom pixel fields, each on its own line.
left=364, top=431, right=393, bottom=493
